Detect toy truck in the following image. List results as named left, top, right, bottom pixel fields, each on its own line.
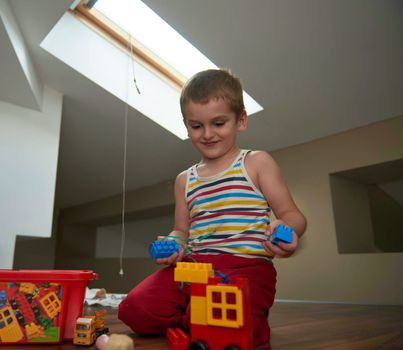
left=167, top=262, right=253, bottom=350
left=73, top=310, right=108, bottom=346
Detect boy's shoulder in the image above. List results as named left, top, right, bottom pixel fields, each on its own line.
left=246, top=150, right=276, bottom=165
left=176, top=169, right=188, bottom=183
left=245, top=150, right=279, bottom=178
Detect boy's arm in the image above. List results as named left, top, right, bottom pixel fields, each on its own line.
left=155, top=171, right=189, bottom=265
left=172, top=170, right=190, bottom=240
left=247, top=151, right=307, bottom=257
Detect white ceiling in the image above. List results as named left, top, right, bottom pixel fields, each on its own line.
left=2, top=0, right=403, bottom=208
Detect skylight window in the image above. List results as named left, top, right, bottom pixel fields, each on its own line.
left=94, top=0, right=215, bottom=81
left=74, top=0, right=263, bottom=117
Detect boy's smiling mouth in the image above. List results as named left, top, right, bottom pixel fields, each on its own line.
left=202, top=141, right=219, bottom=146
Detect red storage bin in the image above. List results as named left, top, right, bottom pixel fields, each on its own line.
left=0, top=269, right=97, bottom=344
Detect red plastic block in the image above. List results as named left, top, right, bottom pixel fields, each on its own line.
left=167, top=327, right=189, bottom=350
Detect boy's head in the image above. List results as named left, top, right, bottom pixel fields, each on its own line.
left=180, top=69, right=245, bottom=121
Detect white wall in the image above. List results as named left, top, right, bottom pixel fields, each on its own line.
left=272, top=115, right=403, bottom=304
left=0, top=86, right=62, bottom=268
left=0, top=0, right=43, bottom=109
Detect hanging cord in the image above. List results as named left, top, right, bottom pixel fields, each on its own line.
left=119, top=101, right=128, bottom=277
left=119, top=34, right=141, bottom=277
left=129, top=35, right=141, bottom=95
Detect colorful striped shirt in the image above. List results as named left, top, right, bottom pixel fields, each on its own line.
left=186, top=150, right=273, bottom=260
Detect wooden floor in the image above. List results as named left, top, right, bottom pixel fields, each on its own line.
left=3, top=302, right=403, bottom=349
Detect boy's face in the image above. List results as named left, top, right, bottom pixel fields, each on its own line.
left=184, top=98, right=247, bottom=160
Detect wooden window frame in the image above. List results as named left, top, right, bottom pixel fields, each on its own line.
left=70, top=0, right=185, bottom=89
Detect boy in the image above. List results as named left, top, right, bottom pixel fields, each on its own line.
left=118, top=69, right=306, bottom=346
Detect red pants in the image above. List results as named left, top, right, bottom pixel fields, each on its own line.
left=118, top=254, right=276, bottom=347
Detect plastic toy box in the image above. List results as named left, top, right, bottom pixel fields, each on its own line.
left=0, top=269, right=97, bottom=344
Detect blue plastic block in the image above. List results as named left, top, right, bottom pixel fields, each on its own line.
left=149, top=239, right=179, bottom=260
left=0, top=290, right=6, bottom=308
left=269, top=224, right=293, bottom=245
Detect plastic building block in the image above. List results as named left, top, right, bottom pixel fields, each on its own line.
left=25, top=323, right=46, bottom=340
left=174, top=262, right=214, bottom=284
left=39, top=291, right=61, bottom=319
left=269, top=224, right=293, bottom=245
left=167, top=262, right=253, bottom=350
left=0, top=290, right=7, bottom=308
left=167, top=328, right=190, bottom=350
left=0, top=306, right=24, bottom=342
left=149, top=239, right=179, bottom=260
left=14, top=293, right=36, bottom=324
left=19, top=283, right=37, bottom=295
left=206, top=285, right=243, bottom=328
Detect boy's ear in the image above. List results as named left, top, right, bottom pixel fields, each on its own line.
left=237, top=111, right=248, bottom=132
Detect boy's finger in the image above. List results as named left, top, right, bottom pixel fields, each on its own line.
left=177, top=249, right=184, bottom=262
left=277, top=241, right=296, bottom=252
left=263, top=241, right=287, bottom=257
left=168, top=252, right=180, bottom=264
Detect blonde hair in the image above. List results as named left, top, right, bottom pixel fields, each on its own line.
left=180, top=69, right=245, bottom=119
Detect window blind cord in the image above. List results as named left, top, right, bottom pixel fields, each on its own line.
left=119, top=34, right=140, bottom=277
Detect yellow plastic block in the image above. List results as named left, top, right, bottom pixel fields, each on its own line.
left=206, top=285, right=243, bottom=328
left=39, top=291, right=61, bottom=319
left=174, top=262, right=214, bottom=284
left=25, top=323, right=45, bottom=340
left=0, top=306, right=24, bottom=342
left=19, top=283, right=36, bottom=295
left=190, top=296, right=207, bottom=325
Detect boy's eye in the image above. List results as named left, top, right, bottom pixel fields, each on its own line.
left=190, top=124, right=201, bottom=129
left=214, top=121, right=225, bottom=127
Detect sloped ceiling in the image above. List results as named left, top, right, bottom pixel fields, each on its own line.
left=3, top=0, right=403, bottom=208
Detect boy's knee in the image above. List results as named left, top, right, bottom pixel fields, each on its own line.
left=253, top=315, right=270, bottom=346
left=118, top=293, right=153, bottom=334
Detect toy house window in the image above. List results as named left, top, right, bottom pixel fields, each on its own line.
left=40, top=292, right=61, bottom=318
left=206, top=285, right=243, bottom=328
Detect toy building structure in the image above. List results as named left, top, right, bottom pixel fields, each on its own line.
left=167, top=262, right=253, bottom=350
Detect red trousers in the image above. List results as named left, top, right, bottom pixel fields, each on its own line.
left=118, top=254, right=276, bottom=347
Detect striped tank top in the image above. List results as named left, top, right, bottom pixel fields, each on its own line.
left=186, top=150, right=273, bottom=260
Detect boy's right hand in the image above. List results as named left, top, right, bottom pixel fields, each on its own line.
left=155, top=249, right=184, bottom=265
left=155, top=236, right=186, bottom=265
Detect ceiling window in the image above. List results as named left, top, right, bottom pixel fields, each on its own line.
left=58, top=0, right=262, bottom=139
left=71, top=0, right=263, bottom=114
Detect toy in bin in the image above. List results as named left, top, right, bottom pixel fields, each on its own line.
left=0, top=269, right=97, bottom=344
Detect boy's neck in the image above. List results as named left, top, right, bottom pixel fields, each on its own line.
left=198, top=146, right=241, bottom=177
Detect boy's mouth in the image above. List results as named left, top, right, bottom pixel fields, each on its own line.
left=202, top=141, right=218, bottom=147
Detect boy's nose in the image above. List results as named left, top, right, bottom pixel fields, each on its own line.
left=203, top=126, right=213, bottom=139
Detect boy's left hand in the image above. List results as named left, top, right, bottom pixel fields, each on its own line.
left=262, top=220, right=298, bottom=258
